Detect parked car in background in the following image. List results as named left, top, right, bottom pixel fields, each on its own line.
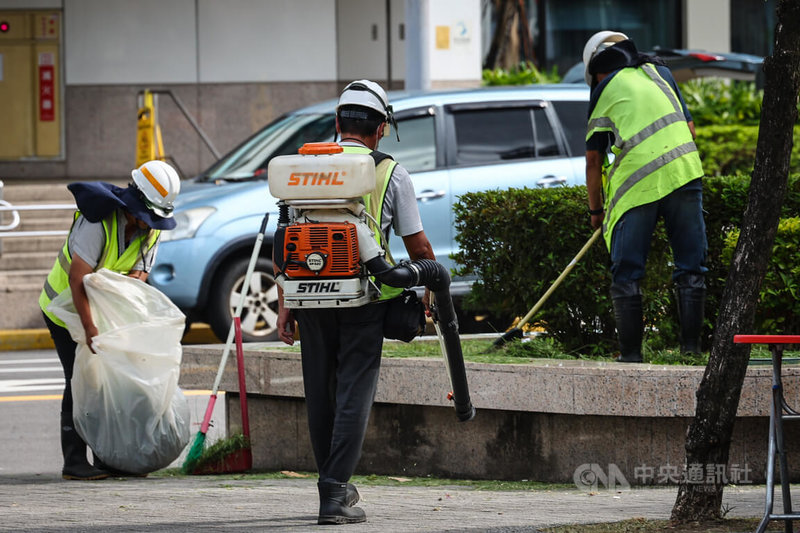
left=149, top=85, right=590, bottom=342
left=562, top=47, right=764, bottom=85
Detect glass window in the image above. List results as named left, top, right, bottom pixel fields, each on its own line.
left=200, top=113, right=335, bottom=182
left=452, top=108, right=535, bottom=165
left=731, top=0, right=776, bottom=56
left=533, top=107, right=558, bottom=157
left=378, top=114, right=437, bottom=173
left=452, top=106, right=562, bottom=165
left=551, top=101, right=590, bottom=157
left=539, top=0, right=681, bottom=76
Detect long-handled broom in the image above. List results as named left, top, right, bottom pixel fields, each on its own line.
left=492, top=228, right=601, bottom=349
left=182, top=214, right=269, bottom=474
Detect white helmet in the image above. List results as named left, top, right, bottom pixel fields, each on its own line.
left=131, top=160, right=180, bottom=218
left=583, top=30, right=629, bottom=85
left=336, top=79, right=391, bottom=119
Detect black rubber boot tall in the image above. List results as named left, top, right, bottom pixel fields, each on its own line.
left=676, top=274, right=706, bottom=355
left=61, top=413, right=109, bottom=481
left=318, top=481, right=366, bottom=525
left=611, top=282, right=643, bottom=363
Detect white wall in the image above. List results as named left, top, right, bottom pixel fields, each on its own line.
left=198, top=0, right=336, bottom=82
left=427, top=0, right=481, bottom=82
left=64, top=0, right=197, bottom=84
left=64, top=0, right=337, bottom=85
left=336, top=0, right=389, bottom=81
left=685, top=0, right=730, bottom=52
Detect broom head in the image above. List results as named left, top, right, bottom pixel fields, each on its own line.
left=181, top=431, right=207, bottom=474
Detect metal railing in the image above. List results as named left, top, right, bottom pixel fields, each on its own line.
left=0, top=202, right=76, bottom=239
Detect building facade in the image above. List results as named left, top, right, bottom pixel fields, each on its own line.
left=0, top=0, right=774, bottom=182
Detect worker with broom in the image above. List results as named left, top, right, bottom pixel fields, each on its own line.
left=39, top=160, right=180, bottom=480
left=583, top=31, right=707, bottom=362
left=276, top=80, right=435, bottom=525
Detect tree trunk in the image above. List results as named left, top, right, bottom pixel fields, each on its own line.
left=671, top=0, right=800, bottom=522
left=483, top=0, right=520, bottom=70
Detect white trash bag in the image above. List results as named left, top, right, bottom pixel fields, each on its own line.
left=48, top=268, right=190, bottom=474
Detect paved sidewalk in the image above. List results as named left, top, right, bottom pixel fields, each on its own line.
left=0, top=472, right=772, bottom=532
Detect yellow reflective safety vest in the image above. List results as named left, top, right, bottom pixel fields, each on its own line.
left=342, top=144, right=403, bottom=301
left=39, top=210, right=160, bottom=326
left=586, top=64, right=703, bottom=249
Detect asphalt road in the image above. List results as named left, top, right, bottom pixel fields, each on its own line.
left=0, top=349, right=63, bottom=476
left=0, top=349, right=223, bottom=476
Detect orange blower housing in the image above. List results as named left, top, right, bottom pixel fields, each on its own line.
left=282, top=222, right=361, bottom=279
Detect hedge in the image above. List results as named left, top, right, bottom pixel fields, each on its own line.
left=695, top=124, right=800, bottom=176
left=453, top=175, right=800, bottom=355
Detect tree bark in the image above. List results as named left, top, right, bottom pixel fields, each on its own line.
left=483, top=0, right=521, bottom=70
left=671, top=0, right=800, bottom=522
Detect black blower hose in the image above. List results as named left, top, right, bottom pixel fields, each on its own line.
left=365, top=257, right=476, bottom=422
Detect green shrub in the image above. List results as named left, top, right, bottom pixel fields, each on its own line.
left=679, top=79, right=763, bottom=126
left=722, top=217, right=800, bottom=334
left=482, top=62, right=561, bottom=86
left=453, top=176, right=800, bottom=355
left=695, top=124, right=800, bottom=177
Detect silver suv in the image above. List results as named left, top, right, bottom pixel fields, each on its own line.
left=149, top=85, right=590, bottom=341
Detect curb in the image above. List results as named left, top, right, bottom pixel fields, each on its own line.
left=0, top=323, right=221, bottom=351
left=0, top=329, right=55, bottom=351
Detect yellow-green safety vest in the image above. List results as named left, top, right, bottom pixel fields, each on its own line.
left=342, top=145, right=403, bottom=301
left=39, top=210, right=160, bottom=326
left=586, top=63, right=704, bottom=249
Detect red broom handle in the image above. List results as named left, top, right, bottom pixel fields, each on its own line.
left=234, top=317, right=250, bottom=439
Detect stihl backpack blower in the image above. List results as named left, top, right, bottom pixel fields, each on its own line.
left=268, top=142, right=475, bottom=422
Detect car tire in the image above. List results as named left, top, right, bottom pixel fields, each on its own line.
left=208, top=256, right=279, bottom=343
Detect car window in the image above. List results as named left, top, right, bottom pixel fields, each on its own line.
left=550, top=101, right=590, bottom=157
left=200, top=113, right=334, bottom=181
left=534, top=107, right=559, bottom=157
left=378, top=114, right=437, bottom=173
left=451, top=106, right=560, bottom=165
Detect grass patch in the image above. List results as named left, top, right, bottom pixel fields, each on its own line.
left=152, top=468, right=571, bottom=490
left=264, top=334, right=800, bottom=367
left=540, top=517, right=782, bottom=532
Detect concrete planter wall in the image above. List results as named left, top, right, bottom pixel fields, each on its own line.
left=179, top=342, right=800, bottom=486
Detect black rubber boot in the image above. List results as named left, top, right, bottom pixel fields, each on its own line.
left=345, top=483, right=360, bottom=507
left=61, top=413, right=109, bottom=481
left=611, top=282, right=643, bottom=363
left=318, top=481, right=366, bottom=525
left=676, top=274, right=706, bottom=355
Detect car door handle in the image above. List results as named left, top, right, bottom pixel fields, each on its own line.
left=536, top=175, right=568, bottom=188
left=416, top=189, right=446, bottom=202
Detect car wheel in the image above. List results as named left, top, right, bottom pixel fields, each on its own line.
left=208, top=256, right=279, bottom=343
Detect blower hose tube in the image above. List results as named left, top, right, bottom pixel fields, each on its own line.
left=365, top=257, right=476, bottom=422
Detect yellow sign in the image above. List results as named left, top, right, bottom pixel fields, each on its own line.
left=435, top=25, right=450, bottom=50
left=135, top=90, right=164, bottom=167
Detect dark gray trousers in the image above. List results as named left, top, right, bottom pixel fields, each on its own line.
left=295, top=303, right=387, bottom=483
left=43, top=312, right=77, bottom=415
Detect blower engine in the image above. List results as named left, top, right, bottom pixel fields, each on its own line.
left=268, top=142, right=475, bottom=422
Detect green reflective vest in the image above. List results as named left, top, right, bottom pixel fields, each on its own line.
left=342, top=144, right=403, bottom=301
left=586, top=64, right=704, bottom=249
left=39, top=210, right=160, bottom=326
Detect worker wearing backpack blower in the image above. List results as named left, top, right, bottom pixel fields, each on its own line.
left=584, top=31, right=707, bottom=362
left=275, top=80, right=436, bottom=525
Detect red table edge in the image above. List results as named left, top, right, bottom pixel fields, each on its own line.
left=734, top=335, right=800, bottom=344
